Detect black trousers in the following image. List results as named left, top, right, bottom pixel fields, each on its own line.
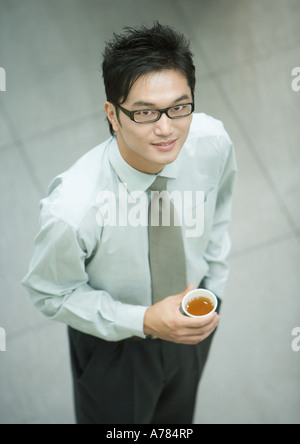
left=68, top=301, right=221, bottom=425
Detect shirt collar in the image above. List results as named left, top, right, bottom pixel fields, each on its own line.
left=108, top=137, right=179, bottom=195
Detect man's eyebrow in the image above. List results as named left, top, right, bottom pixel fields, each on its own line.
left=132, top=94, right=191, bottom=108
left=174, top=94, right=190, bottom=103
left=132, top=100, right=156, bottom=107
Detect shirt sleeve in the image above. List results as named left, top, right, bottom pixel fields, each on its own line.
left=202, top=138, right=237, bottom=298
left=22, top=210, right=148, bottom=341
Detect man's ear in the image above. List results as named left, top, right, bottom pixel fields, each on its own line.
left=104, top=102, right=120, bottom=133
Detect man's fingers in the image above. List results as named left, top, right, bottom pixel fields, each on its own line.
left=179, top=310, right=219, bottom=328
left=172, top=314, right=220, bottom=344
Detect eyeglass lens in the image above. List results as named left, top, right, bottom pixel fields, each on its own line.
left=134, top=104, right=193, bottom=123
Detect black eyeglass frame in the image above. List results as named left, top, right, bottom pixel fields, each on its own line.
left=115, top=102, right=195, bottom=124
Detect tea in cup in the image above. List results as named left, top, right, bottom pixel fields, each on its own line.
left=182, top=289, right=218, bottom=318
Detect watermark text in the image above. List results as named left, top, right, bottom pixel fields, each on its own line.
left=291, top=327, right=300, bottom=352
left=0, top=67, right=6, bottom=92
left=96, top=184, right=205, bottom=238
left=291, top=67, right=300, bottom=92
left=0, top=327, right=6, bottom=352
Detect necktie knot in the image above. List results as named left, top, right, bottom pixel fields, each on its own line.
left=149, top=176, right=168, bottom=193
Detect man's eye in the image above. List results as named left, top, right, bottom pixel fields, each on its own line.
left=172, top=105, right=189, bottom=113
left=136, top=110, right=155, bottom=117
left=173, top=106, right=184, bottom=111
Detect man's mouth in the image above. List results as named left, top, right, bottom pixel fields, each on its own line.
left=151, top=139, right=178, bottom=151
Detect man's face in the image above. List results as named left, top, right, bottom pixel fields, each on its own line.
left=105, top=69, right=194, bottom=174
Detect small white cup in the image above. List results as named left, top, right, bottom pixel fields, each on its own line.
left=182, top=289, right=218, bottom=318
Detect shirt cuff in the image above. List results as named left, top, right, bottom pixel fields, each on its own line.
left=98, top=299, right=149, bottom=340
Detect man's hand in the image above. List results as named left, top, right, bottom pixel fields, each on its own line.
left=143, top=284, right=220, bottom=345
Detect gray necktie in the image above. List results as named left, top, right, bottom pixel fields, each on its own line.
left=148, top=176, right=187, bottom=304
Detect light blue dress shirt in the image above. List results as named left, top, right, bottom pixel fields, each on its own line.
left=22, top=113, right=237, bottom=341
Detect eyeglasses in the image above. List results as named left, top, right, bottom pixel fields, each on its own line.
left=115, top=102, right=194, bottom=124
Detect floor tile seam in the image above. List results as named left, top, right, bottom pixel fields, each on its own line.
left=0, top=108, right=105, bottom=154
left=195, top=36, right=300, bottom=82
left=229, top=230, right=297, bottom=261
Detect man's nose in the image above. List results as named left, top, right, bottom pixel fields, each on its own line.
left=153, top=113, right=174, bottom=137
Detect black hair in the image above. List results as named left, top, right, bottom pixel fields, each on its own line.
left=102, top=22, right=196, bottom=136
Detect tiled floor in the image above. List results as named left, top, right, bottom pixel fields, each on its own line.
left=0, top=0, right=299, bottom=424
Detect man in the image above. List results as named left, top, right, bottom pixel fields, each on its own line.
left=23, top=23, right=237, bottom=424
